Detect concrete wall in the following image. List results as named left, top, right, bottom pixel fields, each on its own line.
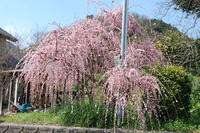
left=0, top=123, right=180, bottom=133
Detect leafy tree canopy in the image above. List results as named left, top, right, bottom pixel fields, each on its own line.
left=132, top=12, right=179, bottom=38
left=173, top=0, right=200, bottom=17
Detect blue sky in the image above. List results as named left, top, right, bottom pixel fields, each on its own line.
left=0, top=0, right=160, bottom=31
left=0, top=0, right=199, bottom=45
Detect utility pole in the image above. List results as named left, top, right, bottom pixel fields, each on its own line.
left=0, top=86, right=3, bottom=116
left=14, top=77, right=19, bottom=105
left=117, top=0, right=129, bottom=126
left=120, top=0, right=129, bottom=64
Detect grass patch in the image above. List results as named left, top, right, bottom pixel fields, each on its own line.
left=161, top=118, right=200, bottom=132
left=47, top=102, right=115, bottom=128
left=1, top=105, right=200, bottom=132
left=1, top=111, right=59, bottom=125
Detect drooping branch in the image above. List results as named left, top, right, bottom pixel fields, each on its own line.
left=17, top=6, right=163, bottom=125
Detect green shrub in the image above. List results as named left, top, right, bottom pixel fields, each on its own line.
left=190, top=76, right=200, bottom=119
left=161, top=117, right=200, bottom=132
left=150, top=65, right=192, bottom=120
left=156, top=30, right=200, bottom=75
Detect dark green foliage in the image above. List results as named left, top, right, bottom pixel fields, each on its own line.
left=190, top=76, right=200, bottom=119
left=150, top=65, right=192, bottom=120
left=161, top=118, right=200, bottom=132
left=132, top=12, right=199, bottom=74
left=156, top=30, right=200, bottom=75
left=192, top=39, right=200, bottom=75
left=132, top=12, right=178, bottom=37
left=150, top=19, right=176, bottom=34
left=173, top=0, right=200, bottom=17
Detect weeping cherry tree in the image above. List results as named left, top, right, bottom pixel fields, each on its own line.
left=17, top=6, right=163, bottom=127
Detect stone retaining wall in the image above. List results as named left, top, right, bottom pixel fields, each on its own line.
left=0, top=123, right=180, bottom=133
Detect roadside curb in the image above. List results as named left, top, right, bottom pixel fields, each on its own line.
left=0, top=123, right=183, bottom=133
